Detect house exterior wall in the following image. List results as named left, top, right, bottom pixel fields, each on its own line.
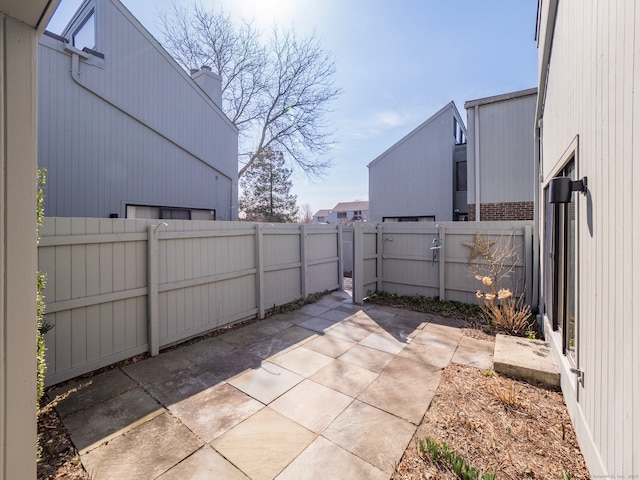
left=38, top=0, right=238, bottom=220
left=0, top=2, right=60, bottom=477
left=368, top=103, right=465, bottom=223
left=536, top=0, right=640, bottom=476
left=466, top=89, right=536, bottom=221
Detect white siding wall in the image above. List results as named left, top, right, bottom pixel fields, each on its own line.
left=38, top=0, right=238, bottom=219
left=537, top=0, right=640, bottom=476
left=368, top=103, right=463, bottom=223
left=467, top=92, right=536, bottom=204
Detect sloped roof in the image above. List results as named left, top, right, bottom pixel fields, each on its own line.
left=332, top=201, right=369, bottom=212
left=313, top=209, right=331, bottom=217
left=464, top=87, right=537, bottom=109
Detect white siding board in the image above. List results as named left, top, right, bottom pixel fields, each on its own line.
left=537, top=0, right=639, bottom=475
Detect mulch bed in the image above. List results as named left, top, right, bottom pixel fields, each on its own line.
left=393, top=363, right=590, bottom=479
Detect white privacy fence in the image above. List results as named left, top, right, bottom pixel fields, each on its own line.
left=350, top=221, right=534, bottom=306
left=39, top=218, right=342, bottom=386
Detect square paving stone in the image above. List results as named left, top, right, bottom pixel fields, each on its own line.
left=451, top=336, right=494, bottom=370
left=243, top=335, right=296, bottom=360
left=228, top=361, right=303, bottom=404
left=168, top=383, right=263, bottom=443
left=340, top=311, right=381, bottom=331
left=317, top=308, right=354, bottom=322
left=179, top=337, right=236, bottom=365
left=270, top=347, right=334, bottom=377
left=358, top=356, right=441, bottom=425
left=295, top=316, right=339, bottom=333
left=270, top=379, right=352, bottom=433
left=219, top=325, right=270, bottom=346
left=122, top=349, right=195, bottom=385
left=275, top=436, right=387, bottom=480
left=212, top=407, right=315, bottom=480
left=359, top=331, right=409, bottom=355
left=412, top=324, right=463, bottom=349
left=298, top=303, right=331, bottom=316
left=325, top=322, right=372, bottom=343
left=50, top=369, right=136, bottom=418
left=397, top=341, right=457, bottom=370
left=198, top=348, right=263, bottom=381
left=63, top=387, right=163, bottom=454
left=248, top=318, right=294, bottom=336
left=337, top=344, right=395, bottom=373
left=310, top=359, right=378, bottom=397
left=322, top=400, right=416, bottom=474
left=303, top=335, right=355, bottom=358
left=158, top=446, right=250, bottom=480
left=146, top=365, right=222, bottom=407
left=81, top=413, right=202, bottom=480
left=271, top=325, right=318, bottom=345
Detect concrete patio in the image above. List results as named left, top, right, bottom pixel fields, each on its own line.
left=49, top=289, right=495, bottom=480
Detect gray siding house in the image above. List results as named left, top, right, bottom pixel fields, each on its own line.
left=322, top=201, right=369, bottom=224
left=536, top=0, right=639, bottom=476
left=368, top=102, right=467, bottom=223
left=465, top=88, right=537, bottom=221
left=38, top=0, right=239, bottom=220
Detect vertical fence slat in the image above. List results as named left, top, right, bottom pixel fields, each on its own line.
left=147, top=225, right=159, bottom=356
left=352, top=221, right=364, bottom=305
left=524, top=224, right=533, bottom=306
left=255, top=224, right=265, bottom=319
left=376, top=224, right=383, bottom=292
left=337, top=225, right=344, bottom=290
left=300, top=224, right=308, bottom=298
left=439, top=224, right=446, bottom=301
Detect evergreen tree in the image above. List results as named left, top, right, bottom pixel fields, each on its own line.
left=239, top=148, right=299, bottom=223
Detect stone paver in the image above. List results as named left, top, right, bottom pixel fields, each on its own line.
left=54, top=293, right=502, bottom=480
left=275, top=436, right=387, bottom=480
left=270, top=346, right=334, bottom=377
left=322, top=400, right=416, bottom=474
left=166, top=383, right=263, bottom=442
left=270, top=379, right=352, bottom=433
left=158, top=446, right=250, bottom=480
left=358, top=356, right=442, bottom=424
left=493, top=334, right=560, bottom=387
left=451, top=335, right=494, bottom=370
left=303, top=335, right=355, bottom=358
left=310, top=359, right=378, bottom=397
left=338, top=344, right=395, bottom=373
left=212, top=407, right=315, bottom=480
left=64, top=388, right=163, bottom=454
left=49, top=369, right=136, bottom=418
left=228, top=361, right=304, bottom=404
left=82, top=413, right=202, bottom=480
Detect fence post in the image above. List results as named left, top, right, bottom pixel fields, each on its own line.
left=352, top=221, right=364, bottom=305
left=300, top=224, right=308, bottom=298
left=255, top=224, right=265, bottom=319
left=147, top=225, right=160, bottom=356
left=337, top=224, right=344, bottom=290
left=439, top=224, right=446, bottom=301
left=524, top=224, right=533, bottom=306
left=376, top=223, right=383, bottom=292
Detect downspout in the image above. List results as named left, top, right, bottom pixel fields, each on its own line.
left=474, top=105, right=480, bottom=221
left=66, top=46, right=236, bottom=218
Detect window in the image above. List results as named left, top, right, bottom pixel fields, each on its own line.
left=73, top=11, right=95, bottom=50
left=383, top=216, right=435, bottom=222
left=337, top=212, right=347, bottom=219
left=353, top=210, right=362, bottom=216
left=456, top=161, right=467, bottom=191
left=317, top=216, right=325, bottom=222
left=546, top=158, right=577, bottom=364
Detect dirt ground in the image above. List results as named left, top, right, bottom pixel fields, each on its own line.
left=393, top=364, right=589, bottom=480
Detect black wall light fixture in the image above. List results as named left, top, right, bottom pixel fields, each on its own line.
left=548, top=176, right=588, bottom=204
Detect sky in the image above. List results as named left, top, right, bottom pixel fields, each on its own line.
left=46, top=0, right=539, bottom=217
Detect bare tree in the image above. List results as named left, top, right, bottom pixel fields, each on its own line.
left=159, top=3, right=340, bottom=178
left=299, top=203, right=313, bottom=224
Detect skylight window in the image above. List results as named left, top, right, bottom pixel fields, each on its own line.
left=72, top=11, right=95, bottom=50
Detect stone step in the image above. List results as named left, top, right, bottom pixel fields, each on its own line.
left=493, top=334, right=560, bottom=388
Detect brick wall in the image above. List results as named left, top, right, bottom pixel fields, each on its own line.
left=467, top=201, right=534, bottom=221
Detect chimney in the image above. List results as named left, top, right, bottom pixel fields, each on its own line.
left=191, top=65, right=222, bottom=108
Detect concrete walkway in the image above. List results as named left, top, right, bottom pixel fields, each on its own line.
left=50, top=290, right=495, bottom=480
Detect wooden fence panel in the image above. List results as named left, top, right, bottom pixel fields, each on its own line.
left=39, top=218, right=341, bottom=385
